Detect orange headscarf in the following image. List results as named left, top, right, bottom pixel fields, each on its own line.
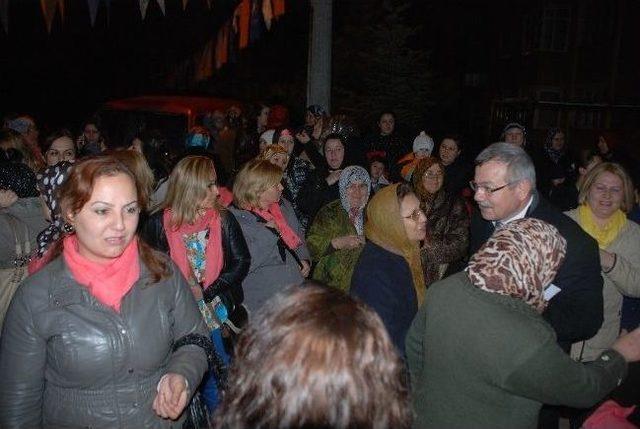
left=365, top=184, right=426, bottom=305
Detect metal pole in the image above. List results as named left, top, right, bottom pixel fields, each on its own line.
left=307, top=0, right=333, bottom=113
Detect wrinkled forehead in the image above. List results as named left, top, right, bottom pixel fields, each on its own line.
left=475, top=160, right=509, bottom=182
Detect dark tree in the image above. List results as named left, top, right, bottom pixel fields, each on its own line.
left=332, top=0, right=432, bottom=132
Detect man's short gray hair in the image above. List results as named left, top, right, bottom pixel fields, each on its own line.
left=475, top=142, right=536, bottom=187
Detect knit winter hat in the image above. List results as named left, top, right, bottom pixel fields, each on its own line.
left=413, top=131, right=434, bottom=155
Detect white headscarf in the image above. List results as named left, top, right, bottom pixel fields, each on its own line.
left=338, top=166, right=371, bottom=235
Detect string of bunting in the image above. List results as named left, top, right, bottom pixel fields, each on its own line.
left=0, top=0, right=285, bottom=82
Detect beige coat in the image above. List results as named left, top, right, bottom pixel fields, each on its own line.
left=566, top=209, right=640, bottom=361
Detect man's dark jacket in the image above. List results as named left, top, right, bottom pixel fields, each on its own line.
left=469, top=192, right=603, bottom=350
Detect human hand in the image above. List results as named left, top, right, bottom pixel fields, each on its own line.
left=326, top=170, right=342, bottom=186
left=0, top=189, right=18, bottom=208
left=600, top=250, right=616, bottom=272
left=612, top=327, right=640, bottom=362
left=300, top=259, right=311, bottom=278
left=152, top=373, right=189, bottom=420
left=296, top=130, right=311, bottom=144
left=551, top=178, right=565, bottom=186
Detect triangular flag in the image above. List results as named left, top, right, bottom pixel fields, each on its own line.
left=40, top=0, right=65, bottom=33
left=87, top=0, right=99, bottom=27
left=157, top=0, right=165, bottom=15
left=262, top=0, right=272, bottom=30
left=237, top=0, right=250, bottom=49
left=139, top=0, right=149, bottom=19
left=0, top=0, right=8, bottom=33
left=194, top=38, right=214, bottom=82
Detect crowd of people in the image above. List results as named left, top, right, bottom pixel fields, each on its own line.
left=0, top=105, right=640, bottom=429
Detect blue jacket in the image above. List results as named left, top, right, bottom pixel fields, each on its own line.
left=350, top=241, right=418, bottom=354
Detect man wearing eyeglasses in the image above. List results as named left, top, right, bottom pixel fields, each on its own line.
left=469, top=142, right=603, bottom=428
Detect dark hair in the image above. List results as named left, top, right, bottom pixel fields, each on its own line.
left=367, top=154, right=387, bottom=167
left=440, top=133, right=463, bottom=151
left=56, top=156, right=170, bottom=283
left=323, top=132, right=345, bottom=147
left=214, top=283, right=412, bottom=429
left=577, top=148, right=601, bottom=169
left=44, top=129, right=74, bottom=152
left=378, top=110, right=396, bottom=122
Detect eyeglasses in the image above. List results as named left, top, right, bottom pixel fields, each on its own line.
left=402, top=208, right=425, bottom=222
left=469, top=180, right=518, bottom=195
left=423, top=171, right=443, bottom=179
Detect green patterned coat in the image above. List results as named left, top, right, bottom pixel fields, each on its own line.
left=307, top=199, right=364, bottom=291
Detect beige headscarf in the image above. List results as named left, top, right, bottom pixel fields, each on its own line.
left=465, top=218, right=567, bottom=313
left=365, top=184, right=426, bottom=306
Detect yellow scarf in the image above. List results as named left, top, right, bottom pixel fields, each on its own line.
left=365, top=184, right=426, bottom=306
left=576, top=204, right=627, bottom=249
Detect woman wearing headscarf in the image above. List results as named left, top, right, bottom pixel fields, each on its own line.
left=275, top=127, right=314, bottom=231
left=307, top=166, right=371, bottom=292
left=350, top=183, right=426, bottom=353
left=407, top=218, right=640, bottom=429
left=0, top=159, right=48, bottom=329
left=412, top=156, right=469, bottom=287
left=565, top=162, right=640, bottom=362
left=28, top=161, right=75, bottom=274
left=297, top=133, right=350, bottom=224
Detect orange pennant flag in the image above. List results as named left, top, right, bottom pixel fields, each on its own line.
left=262, top=0, right=272, bottom=30
left=237, top=0, right=250, bottom=49
left=40, top=0, right=65, bottom=33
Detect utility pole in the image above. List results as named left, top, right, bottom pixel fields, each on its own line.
left=306, top=0, right=333, bottom=113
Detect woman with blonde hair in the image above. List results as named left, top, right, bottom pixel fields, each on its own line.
left=230, top=158, right=311, bottom=313
left=565, top=162, right=640, bottom=362
left=141, top=155, right=250, bottom=410
left=106, top=149, right=155, bottom=209
left=0, top=128, right=43, bottom=173
left=350, top=183, right=426, bottom=353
